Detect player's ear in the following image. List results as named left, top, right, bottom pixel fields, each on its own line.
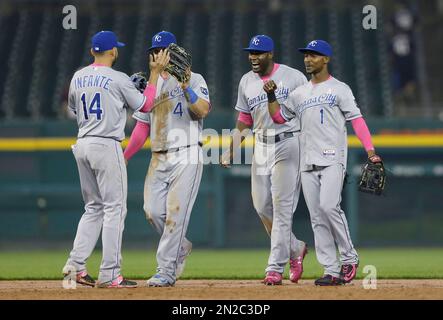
left=90, top=48, right=95, bottom=57
left=324, top=56, right=330, bottom=64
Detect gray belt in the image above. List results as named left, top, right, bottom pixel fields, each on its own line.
left=257, top=131, right=299, bottom=144
left=154, top=142, right=203, bottom=154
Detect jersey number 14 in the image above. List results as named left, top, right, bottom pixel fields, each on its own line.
left=81, top=92, right=103, bottom=120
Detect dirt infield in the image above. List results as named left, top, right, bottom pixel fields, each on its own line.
left=1, top=280, right=442, bottom=300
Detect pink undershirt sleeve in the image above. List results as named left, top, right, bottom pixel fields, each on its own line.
left=123, top=121, right=150, bottom=161
left=139, top=84, right=156, bottom=113
left=237, top=112, right=253, bottom=126
left=351, top=117, right=374, bottom=151
left=271, top=106, right=286, bottom=124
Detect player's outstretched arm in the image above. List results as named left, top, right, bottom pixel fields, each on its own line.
left=220, top=117, right=252, bottom=168
left=263, top=80, right=287, bottom=124
left=124, top=121, right=150, bottom=163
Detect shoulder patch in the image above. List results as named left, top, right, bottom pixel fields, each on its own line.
left=200, top=87, right=208, bottom=96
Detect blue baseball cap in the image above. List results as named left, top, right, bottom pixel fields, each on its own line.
left=91, top=31, right=125, bottom=52
left=149, top=31, right=177, bottom=50
left=243, top=35, right=274, bottom=52
left=298, top=40, right=332, bottom=57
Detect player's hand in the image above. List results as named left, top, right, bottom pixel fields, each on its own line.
left=367, top=150, right=382, bottom=163
left=149, top=49, right=170, bottom=74
left=179, top=67, right=191, bottom=90
left=263, top=80, right=277, bottom=94
left=369, top=154, right=382, bottom=164
left=220, top=150, right=232, bottom=168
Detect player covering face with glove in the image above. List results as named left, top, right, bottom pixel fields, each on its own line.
left=124, top=31, right=211, bottom=287
left=265, top=40, right=384, bottom=286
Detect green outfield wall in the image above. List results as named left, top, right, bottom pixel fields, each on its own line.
left=1, top=118, right=442, bottom=247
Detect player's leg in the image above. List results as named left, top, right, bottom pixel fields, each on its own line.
left=319, top=164, right=359, bottom=267
left=251, top=155, right=273, bottom=236
left=89, top=139, right=129, bottom=283
left=64, top=140, right=103, bottom=280
left=266, top=137, right=304, bottom=275
left=301, top=169, right=341, bottom=278
left=143, top=153, right=168, bottom=234
left=150, top=146, right=203, bottom=285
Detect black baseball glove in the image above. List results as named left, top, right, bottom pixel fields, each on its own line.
left=358, top=155, right=386, bottom=196
left=130, top=71, right=148, bottom=93
left=165, top=43, right=192, bottom=83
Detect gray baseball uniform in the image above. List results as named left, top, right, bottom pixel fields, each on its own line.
left=133, top=71, right=209, bottom=284
left=64, top=64, right=146, bottom=283
left=280, top=76, right=360, bottom=277
left=235, top=63, right=308, bottom=274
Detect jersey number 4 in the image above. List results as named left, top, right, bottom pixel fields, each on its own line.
left=173, top=102, right=183, bottom=117
left=81, top=92, right=103, bottom=120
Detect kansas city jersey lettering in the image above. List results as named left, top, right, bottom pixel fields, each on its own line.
left=152, top=85, right=210, bottom=107
left=297, top=93, right=338, bottom=113
left=247, top=86, right=290, bottom=111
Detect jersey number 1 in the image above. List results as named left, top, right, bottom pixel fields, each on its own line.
left=320, top=109, right=324, bottom=124
left=81, top=92, right=103, bottom=120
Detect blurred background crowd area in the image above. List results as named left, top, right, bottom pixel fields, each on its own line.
left=0, top=0, right=442, bottom=122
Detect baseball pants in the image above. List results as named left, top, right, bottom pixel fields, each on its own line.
left=301, top=163, right=359, bottom=277
left=143, top=145, right=203, bottom=284
left=251, top=134, right=306, bottom=274
left=65, top=137, right=128, bottom=283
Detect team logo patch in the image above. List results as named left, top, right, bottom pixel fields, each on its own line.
left=200, top=87, right=208, bottom=96
left=323, top=149, right=336, bottom=156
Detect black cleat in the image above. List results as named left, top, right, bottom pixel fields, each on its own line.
left=314, top=274, right=344, bottom=286
left=97, top=275, right=138, bottom=288
left=63, top=271, right=96, bottom=287
left=340, top=263, right=359, bottom=283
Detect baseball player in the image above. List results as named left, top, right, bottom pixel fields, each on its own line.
left=124, top=31, right=210, bottom=287
left=62, top=31, right=169, bottom=288
left=220, top=35, right=308, bottom=285
left=265, top=40, right=383, bottom=286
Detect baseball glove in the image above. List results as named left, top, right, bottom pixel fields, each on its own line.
left=358, top=156, right=386, bottom=196
left=165, top=43, right=192, bottom=83
left=130, top=71, right=148, bottom=93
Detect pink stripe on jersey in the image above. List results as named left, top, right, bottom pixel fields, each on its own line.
left=238, top=112, right=253, bottom=126
left=90, top=63, right=107, bottom=67
left=260, top=63, right=280, bottom=82
left=124, top=121, right=150, bottom=161
left=139, top=84, right=156, bottom=112
left=351, top=117, right=374, bottom=151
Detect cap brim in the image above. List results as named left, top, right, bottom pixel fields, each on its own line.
left=243, top=47, right=271, bottom=52
left=117, top=42, right=125, bottom=47
left=298, top=48, right=327, bottom=56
